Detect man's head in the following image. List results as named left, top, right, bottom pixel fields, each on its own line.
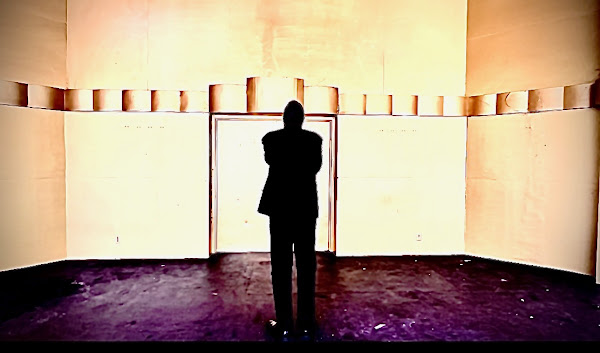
left=283, top=100, right=304, bottom=130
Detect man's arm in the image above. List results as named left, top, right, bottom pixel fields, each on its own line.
left=263, top=133, right=283, bottom=167
left=263, top=144, right=273, bottom=166
left=310, top=136, right=323, bottom=175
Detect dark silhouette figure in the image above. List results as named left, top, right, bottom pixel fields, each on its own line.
left=258, top=100, right=322, bottom=341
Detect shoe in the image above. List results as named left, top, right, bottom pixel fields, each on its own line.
left=265, top=319, right=293, bottom=342
left=298, top=328, right=315, bottom=342
left=280, top=329, right=293, bottom=342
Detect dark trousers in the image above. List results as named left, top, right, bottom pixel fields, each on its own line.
left=269, top=216, right=317, bottom=331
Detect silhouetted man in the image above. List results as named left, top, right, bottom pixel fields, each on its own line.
left=258, top=100, right=322, bottom=342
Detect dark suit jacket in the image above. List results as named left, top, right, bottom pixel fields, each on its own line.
left=258, top=128, right=323, bottom=219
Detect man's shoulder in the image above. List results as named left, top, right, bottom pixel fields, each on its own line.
left=262, top=129, right=284, bottom=142
left=302, top=130, right=322, bottom=142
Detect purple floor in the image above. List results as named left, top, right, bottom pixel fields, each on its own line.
left=0, top=252, right=599, bottom=342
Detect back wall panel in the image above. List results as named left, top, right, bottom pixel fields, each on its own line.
left=336, top=116, right=467, bottom=256
left=65, top=112, right=210, bottom=259
left=466, top=0, right=600, bottom=96
left=0, top=0, right=66, bottom=87
left=0, top=105, right=66, bottom=271
left=465, top=109, right=600, bottom=276
left=67, top=0, right=466, bottom=95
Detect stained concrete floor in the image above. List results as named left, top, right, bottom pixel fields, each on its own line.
left=0, top=252, right=599, bottom=343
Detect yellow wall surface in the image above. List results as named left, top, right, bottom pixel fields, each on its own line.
left=597, top=198, right=600, bottom=282
left=336, top=116, right=467, bottom=256
left=465, top=109, right=600, bottom=276
left=465, top=0, right=600, bottom=280
left=0, top=0, right=66, bottom=88
left=65, top=112, right=210, bottom=260
left=0, top=105, right=66, bottom=271
left=466, top=0, right=600, bottom=96
left=67, top=0, right=467, bottom=96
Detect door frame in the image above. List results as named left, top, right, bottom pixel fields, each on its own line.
left=209, top=113, right=337, bottom=255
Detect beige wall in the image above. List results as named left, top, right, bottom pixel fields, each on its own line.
left=465, top=0, right=600, bottom=279
left=0, top=106, right=66, bottom=271
left=0, top=0, right=67, bottom=271
left=465, top=109, right=600, bottom=276
left=336, top=116, right=467, bottom=256
left=67, top=0, right=467, bottom=96
left=65, top=112, right=210, bottom=260
left=466, top=0, right=600, bottom=96
left=0, top=0, right=66, bottom=88
left=597, top=197, right=600, bottom=282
